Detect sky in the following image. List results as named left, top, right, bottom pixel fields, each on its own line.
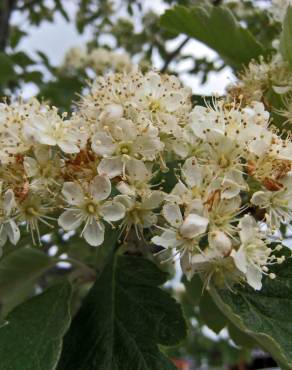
left=11, top=0, right=235, bottom=98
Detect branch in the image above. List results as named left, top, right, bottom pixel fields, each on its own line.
left=160, top=36, right=190, bottom=73
left=0, top=0, right=17, bottom=51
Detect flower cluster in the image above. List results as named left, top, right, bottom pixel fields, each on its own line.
left=60, top=47, right=133, bottom=76
left=0, top=70, right=289, bottom=291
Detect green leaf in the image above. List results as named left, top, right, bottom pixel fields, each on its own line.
left=0, top=281, right=72, bottom=370
left=199, top=292, right=227, bottom=334
left=210, top=257, right=292, bottom=369
left=9, top=27, right=27, bottom=49
left=0, top=53, right=15, bottom=84
left=38, top=76, right=84, bottom=111
left=280, top=6, right=292, bottom=68
left=182, top=274, right=203, bottom=306
left=161, top=5, right=266, bottom=69
left=0, top=247, right=55, bottom=316
left=58, top=252, right=187, bottom=370
left=10, top=51, right=34, bottom=68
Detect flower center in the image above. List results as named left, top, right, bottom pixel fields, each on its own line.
left=117, top=142, right=132, bottom=156
left=149, top=100, right=161, bottom=113
left=86, top=203, right=97, bottom=214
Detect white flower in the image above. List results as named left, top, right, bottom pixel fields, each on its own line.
left=152, top=203, right=209, bottom=261
left=23, top=146, right=62, bottom=190
left=251, top=173, right=292, bottom=228
left=115, top=190, right=165, bottom=235
left=24, top=107, right=87, bottom=154
left=231, top=215, right=272, bottom=290
left=132, top=72, right=191, bottom=135
left=58, top=175, right=125, bottom=246
left=93, top=118, right=163, bottom=178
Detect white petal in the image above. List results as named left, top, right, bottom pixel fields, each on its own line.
left=83, top=220, right=105, bottom=247
left=3, top=189, right=16, bottom=215
left=182, top=157, right=202, bottom=188
left=143, top=72, right=162, bottom=96
left=90, top=175, right=111, bottom=202
left=142, top=191, right=165, bottom=210
left=59, top=141, right=80, bottom=154
left=239, top=214, right=258, bottom=244
left=58, top=210, right=84, bottom=231
left=246, top=266, right=262, bottom=290
left=101, top=103, right=123, bottom=121
left=112, top=119, right=137, bottom=142
left=179, top=214, right=209, bottom=239
left=116, top=181, right=135, bottom=196
left=6, top=220, right=20, bottom=245
left=251, top=191, right=270, bottom=207
left=97, top=157, right=123, bottom=178
left=151, top=230, right=181, bottom=248
left=101, top=201, right=125, bottom=221
left=114, top=194, right=135, bottom=209
left=126, top=159, right=150, bottom=182
left=231, top=246, right=247, bottom=274
left=23, top=157, right=38, bottom=177
left=0, top=226, right=7, bottom=247
left=161, top=92, right=184, bottom=112
left=91, top=132, right=116, bottom=156
left=208, top=230, right=231, bottom=255
left=162, top=203, right=183, bottom=228
left=62, top=182, right=84, bottom=205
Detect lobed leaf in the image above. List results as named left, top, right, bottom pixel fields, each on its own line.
left=58, top=251, right=187, bottom=370
left=210, top=257, right=292, bottom=369
left=161, top=5, right=266, bottom=69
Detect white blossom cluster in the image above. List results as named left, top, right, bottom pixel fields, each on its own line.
left=0, top=71, right=289, bottom=291
left=60, top=47, right=133, bottom=75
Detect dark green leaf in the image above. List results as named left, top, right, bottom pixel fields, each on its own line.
left=280, top=6, right=292, bottom=68
left=11, top=51, right=34, bottom=68
left=22, top=70, right=43, bottom=84
left=210, top=256, right=292, bottom=369
left=0, top=247, right=55, bottom=316
left=0, top=53, right=15, bottom=84
left=9, top=27, right=27, bottom=49
left=38, top=77, right=83, bottom=111
left=228, top=322, right=256, bottom=349
left=199, top=293, right=227, bottom=334
left=58, top=251, right=187, bottom=370
left=161, top=5, right=266, bottom=69
left=0, top=281, right=72, bottom=370
left=182, top=274, right=203, bottom=306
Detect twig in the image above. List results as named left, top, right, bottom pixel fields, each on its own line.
left=0, top=0, right=17, bottom=51
left=160, top=36, right=190, bottom=73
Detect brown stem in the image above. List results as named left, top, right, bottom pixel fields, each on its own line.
left=0, top=0, right=17, bottom=51
left=160, top=36, right=190, bottom=73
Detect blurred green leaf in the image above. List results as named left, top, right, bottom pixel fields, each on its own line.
left=0, top=247, right=55, bottom=317
left=38, top=77, right=84, bottom=110
left=161, top=5, right=267, bottom=69
left=280, top=6, right=292, bottom=68
left=11, top=51, right=34, bottom=68
left=0, top=53, right=15, bottom=85
left=9, top=27, right=27, bottom=49
left=0, top=281, right=71, bottom=370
